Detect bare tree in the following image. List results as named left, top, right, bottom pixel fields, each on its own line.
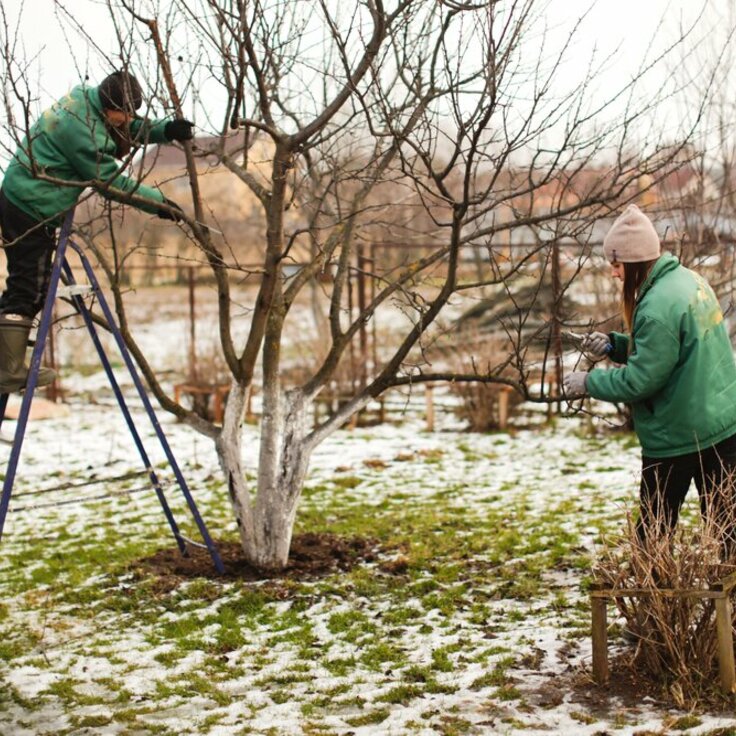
left=0, top=0, right=719, bottom=569
left=649, top=3, right=736, bottom=320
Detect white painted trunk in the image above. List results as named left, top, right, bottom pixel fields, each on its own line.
left=215, top=380, right=311, bottom=571
left=214, top=381, right=259, bottom=560
left=253, top=388, right=310, bottom=570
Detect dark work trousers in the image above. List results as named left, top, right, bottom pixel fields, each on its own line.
left=638, top=432, right=736, bottom=550
left=0, top=188, right=57, bottom=318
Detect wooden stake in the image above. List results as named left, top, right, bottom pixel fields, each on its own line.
left=425, top=384, right=435, bottom=432
left=188, top=266, right=198, bottom=383
left=591, top=597, right=609, bottom=685
left=498, top=388, right=509, bottom=430
left=715, top=596, right=736, bottom=694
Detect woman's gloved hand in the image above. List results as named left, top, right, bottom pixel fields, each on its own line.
left=581, top=331, right=611, bottom=359
left=563, top=371, right=589, bottom=399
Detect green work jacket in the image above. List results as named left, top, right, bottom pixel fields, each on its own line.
left=586, top=253, right=736, bottom=458
left=1, top=85, right=169, bottom=223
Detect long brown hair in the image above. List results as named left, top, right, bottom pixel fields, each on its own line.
left=104, top=121, right=134, bottom=159
left=622, top=260, right=658, bottom=330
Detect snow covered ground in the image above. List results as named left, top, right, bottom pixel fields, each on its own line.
left=0, top=371, right=734, bottom=736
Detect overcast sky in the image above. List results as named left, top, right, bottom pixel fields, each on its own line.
left=2, top=1, right=707, bottom=91
left=0, top=0, right=724, bottom=161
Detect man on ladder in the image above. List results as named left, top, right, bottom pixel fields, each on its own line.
left=0, top=70, right=193, bottom=393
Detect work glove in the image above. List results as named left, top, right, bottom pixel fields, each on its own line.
left=164, top=118, right=195, bottom=142
left=157, top=197, right=185, bottom=222
left=562, top=371, right=589, bottom=399
left=581, top=331, right=611, bottom=359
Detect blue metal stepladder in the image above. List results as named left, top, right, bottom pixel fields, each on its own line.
left=0, top=210, right=225, bottom=574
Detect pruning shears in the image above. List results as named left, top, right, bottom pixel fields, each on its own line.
left=564, top=331, right=613, bottom=355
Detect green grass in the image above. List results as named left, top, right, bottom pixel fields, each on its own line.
left=0, top=423, right=664, bottom=735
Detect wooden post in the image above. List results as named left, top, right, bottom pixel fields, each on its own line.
left=313, top=398, right=320, bottom=429
left=498, top=388, right=509, bottom=430
left=591, top=596, right=609, bottom=685
left=357, top=246, right=368, bottom=391
left=187, top=266, right=198, bottom=383
left=370, top=244, right=378, bottom=387
left=715, top=595, right=736, bottom=694
left=347, top=266, right=356, bottom=394
left=213, top=386, right=228, bottom=425
left=425, top=383, right=435, bottom=432
left=551, top=239, right=563, bottom=414
left=43, top=302, right=62, bottom=402
left=245, top=385, right=255, bottom=422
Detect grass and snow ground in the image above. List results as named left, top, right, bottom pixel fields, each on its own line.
left=0, top=386, right=735, bottom=735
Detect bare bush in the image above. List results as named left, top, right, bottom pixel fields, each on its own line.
left=594, top=476, right=736, bottom=706
left=444, top=334, right=523, bottom=431
left=449, top=381, right=522, bottom=431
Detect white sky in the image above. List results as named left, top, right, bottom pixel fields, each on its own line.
left=1, top=0, right=706, bottom=93
left=0, top=0, right=724, bottom=163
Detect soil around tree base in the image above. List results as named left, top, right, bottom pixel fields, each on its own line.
left=129, top=532, right=380, bottom=587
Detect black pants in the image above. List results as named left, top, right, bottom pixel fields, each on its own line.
left=638, top=432, right=736, bottom=547
left=0, top=188, right=57, bottom=318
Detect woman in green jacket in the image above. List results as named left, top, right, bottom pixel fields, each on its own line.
left=563, top=205, right=736, bottom=544
left=0, top=70, right=194, bottom=393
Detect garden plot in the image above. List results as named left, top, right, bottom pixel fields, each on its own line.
left=0, top=397, right=735, bottom=735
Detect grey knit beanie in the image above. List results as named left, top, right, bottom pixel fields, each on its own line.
left=603, top=204, right=661, bottom=263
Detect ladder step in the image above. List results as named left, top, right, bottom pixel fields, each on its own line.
left=57, top=285, right=94, bottom=299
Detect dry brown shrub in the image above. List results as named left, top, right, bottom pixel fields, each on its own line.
left=448, top=380, right=523, bottom=431
left=594, top=477, right=736, bottom=707
left=192, top=333, right=230, bottom=387
left=283, top=331, right=360, bottom=396
left=179, top=333, right=231, bottom=421
left=444, top=332, right=523, bottom=431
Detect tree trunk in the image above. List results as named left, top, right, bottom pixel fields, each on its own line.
left=215, top=380, right=258, bottom=558
left=215, top=381, right=312, bottom=571
left=252, top=388, right=311, bottom=570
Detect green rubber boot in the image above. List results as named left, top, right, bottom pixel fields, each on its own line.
left=0, top=314, right=56, bottom=393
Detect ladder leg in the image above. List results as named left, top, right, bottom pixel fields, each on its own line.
left=61, top=259, right=189, bottom=559
left=0, top=210, right=75, bottom=541
left=66, top=243, right=224, bottom=574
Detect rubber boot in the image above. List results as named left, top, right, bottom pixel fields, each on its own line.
left=0, top=314, right=56, bottom=393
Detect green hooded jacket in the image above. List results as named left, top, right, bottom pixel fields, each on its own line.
left=586, top=253, right=736, bottom=458
left=1, top=85, right=169, bottom=223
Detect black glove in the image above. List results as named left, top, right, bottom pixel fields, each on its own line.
left=164, top=118, right=195, bottom=142
left=157, top=197, right=185, bottom=222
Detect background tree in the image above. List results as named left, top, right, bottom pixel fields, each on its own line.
left=649, top=3, right=736, bottom=322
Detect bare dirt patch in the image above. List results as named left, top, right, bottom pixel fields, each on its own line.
left=537, top=653, right=732, bottom=721
left=129, top=532, right=379, bottom=590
